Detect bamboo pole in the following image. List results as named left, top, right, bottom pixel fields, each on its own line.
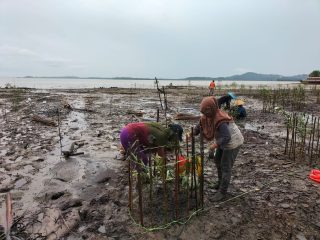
left=289, top=113, right=295, bottom=158
left=162, top=150, right=168, bottom=221
left=284, top=115, right=290, bottom=155
left=186, top=134, right=190, bottom=214
left=174, top=149, right=179, bottom=219
left=137, top=169, right=143, bottom=226
left=301, top=115, right=309, bottom=158
left=149, top=153, right=153, bottom=202
left=155, top=77, right=163, bottom=110
left=310, top=116, right=317, bottom=166
left=156, top=108, right=160, bottom=122
left=308, top=116, right=314, bottom=161
left=199, top=127, right=205, bottom=209
left=293, top=114, right=298, bottom=162
left=128, top=152, right=133, bottom=211
left=191, top=127, right=198, bottom=209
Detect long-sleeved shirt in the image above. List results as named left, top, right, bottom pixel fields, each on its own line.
left=195, top=122, right=244, bottom=150
left=218, top=95, right=232, bottom=109
left=237, top=106, right=247, bottom=119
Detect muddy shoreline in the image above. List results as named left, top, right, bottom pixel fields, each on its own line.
left=0, top=86, right=320, bottom=240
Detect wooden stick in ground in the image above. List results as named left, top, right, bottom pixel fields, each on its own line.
left=200, top=127, right=205, bottom=209
left=308, top=115, right=314, bottom=163
left=155, top=77, right=163, bottom=110
left=288, top=113, right=293, bottom=157
left=137, top=166, right=144, bottom=226
left=289, top=113, right=295, bottom=159
left=301, top=115, right=309, bottom=157
left=156, top=108, right=160, bottom=122
left=174, top=149, right=179, bottom=219
left=149, top=153, right=153, bottom=203
left=293, top=114, right=298, bottom=162
left=191, top=127, right=198, bottom=210
left=128, top=153, right=133, bottom=211
left=162, top=149, right=168, bottom=222
left=186, top=134, right=190, bottom=215
left=284, top=115, right=290, bottom=155
left=310, top=116, right=317, bottom=166
left=148, top=152, right=153, bottom=224
left=163, top=86, right=168, bottom=110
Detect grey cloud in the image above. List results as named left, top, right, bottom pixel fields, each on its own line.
left=0, top=45, right=40, bottom=58
left=0, top=0, right=319, bottom=77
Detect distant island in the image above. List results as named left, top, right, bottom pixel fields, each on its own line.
left=23, top=72, right=308, bottom=81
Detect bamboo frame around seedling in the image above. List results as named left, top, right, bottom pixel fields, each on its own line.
left=126, top=127, right=205, bottom=228
left=284, top=113, right=320, bottom=166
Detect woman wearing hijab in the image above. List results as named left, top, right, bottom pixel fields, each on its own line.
left=195, top=96, right=244, bottom=202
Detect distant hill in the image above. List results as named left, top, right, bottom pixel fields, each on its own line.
left=23, top=72, right=308, bottom=81
left=211, top=72, right=308, bottom=81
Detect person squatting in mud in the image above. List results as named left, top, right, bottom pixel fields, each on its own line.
left=120, top=122, right=183, bottom=169
left=192, top=96, right=244, bottom=202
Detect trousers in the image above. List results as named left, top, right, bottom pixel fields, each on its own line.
left=213, top=146, right=241, bottom=194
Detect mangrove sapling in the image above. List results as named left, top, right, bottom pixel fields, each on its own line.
left=310, top=116, right=317, bottom=165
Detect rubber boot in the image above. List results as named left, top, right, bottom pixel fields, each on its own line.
left=211, top=191, right=226, bottom=202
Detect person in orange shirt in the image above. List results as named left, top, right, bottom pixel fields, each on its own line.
left=208, top=80, right=216, bottom=95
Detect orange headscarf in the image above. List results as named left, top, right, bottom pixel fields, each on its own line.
left=200, top=96, right=233, bottom=141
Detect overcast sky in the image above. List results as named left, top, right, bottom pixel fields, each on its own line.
left=0, top=0, right=319, bottom=78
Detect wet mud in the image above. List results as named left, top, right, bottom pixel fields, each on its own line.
left=0, top=87, right=320, bottom=240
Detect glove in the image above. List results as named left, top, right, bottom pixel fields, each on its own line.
left=208, top=149, right=215, bottom=159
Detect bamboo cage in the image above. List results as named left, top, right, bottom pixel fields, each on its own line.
left=126, top=128, right=205, bottom=227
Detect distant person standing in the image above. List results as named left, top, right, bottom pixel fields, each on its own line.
left=208, top=80, right=216, bottom=95
left=218, top=92, right=237, bottom=110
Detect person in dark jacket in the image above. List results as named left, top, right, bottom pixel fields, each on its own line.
left=218, top=92, right=237, bottom=110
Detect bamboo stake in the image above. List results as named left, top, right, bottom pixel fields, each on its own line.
left=155, top=77, right=163, bottom=110
left=186, top=134, right=190, bottom=214
left=200, top=127, right=205, bottom=209
left=137, top=169, right=143, bottom=226
left=301, top=115, right=309, bottom=158
left=308, top=115, right=314, bottom=161
left=293, top=114, right=298, bottom=162
left=162, top=150, right=168, bottom=222
left=285, top=115, right=290, bottom=155
left=163, top=86, right=168, bottom=110
left=174, top=149, right=179, bottom=219
left=149, top=153, right=153, bottom=203
left=289, top=113, right=295, bottom=158
left=128, top=152, right=133, bottom=211
left=156, top=108, right=160, bottom=122
left=191, top=127, right=198, bottom=210
left=310, top=116, right=317, bottom=166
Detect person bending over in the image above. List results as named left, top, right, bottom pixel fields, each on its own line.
left=120, top=122, right=183, bottom=169
left=194, top=96, right=244, bottom=202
